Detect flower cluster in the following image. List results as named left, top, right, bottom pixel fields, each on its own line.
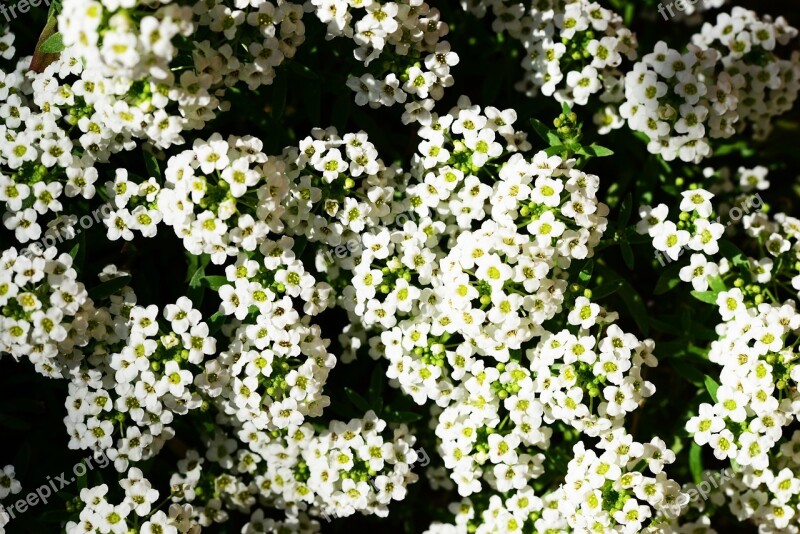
left=6, top=0, right=800, bottom=530
left=167, top=414, right=421, bottom=524
left=692, top=7, right=800, bottom=141
left=64, top=289, right=214, bottom=472
left=0, top=246, right=94, bottom=378
left=619, top=8, right=800, bottom=162
left=637, top=166, right=800, bottom=530
left=313, top=0, right=458, bottom=110
left=156, top=134, right=290, bottom=264
left=426, top=434, right=684, bottom=533
left=65, top=468, right=179, bottom=534
left=303, top=97, right=688, bottom=531
left=462, top=0, right=637, bottom=106
left=637, top=186, right=727, bottom=264
left=280, top=127, right=402, bottom=257
left=60, top=0, right=305, bottom=98
left=213, top=248, right=335, bottom=432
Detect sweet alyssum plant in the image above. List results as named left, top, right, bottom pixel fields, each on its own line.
left=1, top=0, right=800, bottom=533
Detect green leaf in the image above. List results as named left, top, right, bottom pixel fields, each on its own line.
left=77, top=461, right=88, bottom=490
left=578, top=260, right=594, bottom=284
left=621, top=241, right=634, bottom=270
left=88, top=276, right=131, bottom=301
left=272, top=72, right=288, bottom=121
left=704, top=375, right=720, bottom=402
left=72, top=231, right=87, bottom=273
left=186, top=254, right=209, bottom=307
left=618, top=193, right=633, bottom=228
left=143, top=149, right=161, bottom=179
left=0, top=413, right=31, bottom=430
left=39, top=31, right=65, bottom=54
left=386, top=410, right=423, bottom=424
left=344, top=387, right=371, bottom=413
left=48, top=0, right=62, bottom=18
left=203, top=276, right=228, bottom=291
left=670, top=359, right=705, bottom=386
left=690, top=290, right=718, bottom=304
left=561, top=102, right=571, bottom=116
left=544, top=144, right=567, bottom=156
left=529, top=118, right=551, bottom=143
left=618, top=280, right=649, bottom=335
left=368, top=363, right=385, bottom=415
left=689, top=442, right=703, bottom=485
left=579, top=144, right=615, bottom=157
left=718, top=240, right=745, bottom=262
left=287, top=62, right=320, bottom=80
left=708, top=275, right=727, bottom=294
left=592, top=280, right=623, bottom=299
left=654, top=263, right=683, bottom=295
left=188, top=269, right=206, bottom=288
left=208, top=310, right=226, bottom=335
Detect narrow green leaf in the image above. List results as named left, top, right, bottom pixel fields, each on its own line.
left=272, top=73, right=288, bottom=120
left=618, top=193, right=633, bottom=228
left=189, top=264, right=206, bottom=288
left=529, top=118, right=551, bottom=143
left=670, top=359, right=705, bottom=386
left=621, top=241, right=634, bottom=270
left=689, top=442, right=703, bottom=485
left=88, top=276, right=131, bottom=301
left=203, top=276, right=228, bottom=291
left=690, top=290, right=718, bottom=304
left=143, top=149, right=161, bottom=179
left=704, top=375, right=720, bottom=402
left=544, top=144, right=567, bottom=156
left=208, top=310, right=226, bottom=335
left=580, top=144, right=615, bottom=157
left=618, top=280, right=649, bottom=335
left=186, top=254, right=209, bottom=307
left=654, top=263, right=683, bottom=295
left=344, top=387, right=371, bottom=413
left=387, top=411, right=423, bottom=424
left=718, top=240, right=745, bottom=262
left=592, top=280, right=623, bottom=299
left=369, top=363, right=385, bottom=414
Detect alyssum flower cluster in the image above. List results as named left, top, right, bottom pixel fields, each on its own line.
left=2, top=0, right=800, bottom=532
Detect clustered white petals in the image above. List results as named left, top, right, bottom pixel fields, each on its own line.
left=620, top=8, right=800, bottom=162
